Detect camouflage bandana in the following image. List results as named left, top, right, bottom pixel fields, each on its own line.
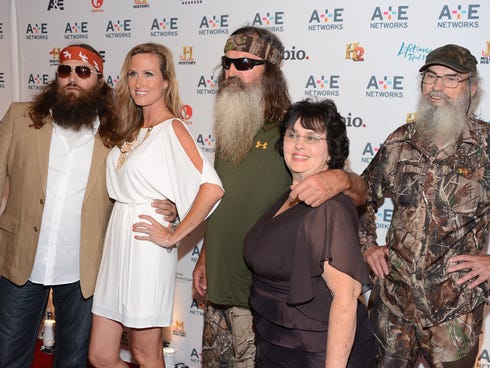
left=224, top=34, right=283, bottom=65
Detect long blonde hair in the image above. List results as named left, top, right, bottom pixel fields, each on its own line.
left=116, top=42, right=183, bottom=144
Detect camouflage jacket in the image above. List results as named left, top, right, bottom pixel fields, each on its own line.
left=359, top=118, right=490, bottom=327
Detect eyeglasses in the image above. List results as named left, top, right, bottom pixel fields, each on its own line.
left=221, top=56, right=266, bottom=71
left=57, top=65, right=100, bottom=79
left=284, top=131, right=327, bottom=145
left=421, top=71, right=471, bottom=89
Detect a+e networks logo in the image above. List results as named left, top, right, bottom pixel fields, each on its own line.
left=47, top=0, right=64, bottom=10
left=251, top=11, right=284, bottom=32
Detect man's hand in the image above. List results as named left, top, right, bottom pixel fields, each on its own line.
left=289, top=169, right=367, bottom=207
left=289, top=169, right=349, bottom=207
left=152, top=199, right=178, bottom=223
left=193, top=246, right=207, bottom=297
left=363, top=246, right=390, bottom=279
left=447, top=254, right=490, bottom=289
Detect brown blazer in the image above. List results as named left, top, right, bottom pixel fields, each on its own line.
left=0, top=102, right=113, bottom=298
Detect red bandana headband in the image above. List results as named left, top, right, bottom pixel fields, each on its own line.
left=59, top=46, right=103, bottom=74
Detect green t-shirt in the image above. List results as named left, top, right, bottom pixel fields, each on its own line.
left=205, top=125, right=291, bottom=307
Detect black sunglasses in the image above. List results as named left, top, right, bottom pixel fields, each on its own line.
left=57, top=64, right=100, bottom=79
left=221, top=56, right=266, bottom=71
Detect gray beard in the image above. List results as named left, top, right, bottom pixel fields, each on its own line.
left=415, top=90, right=469, bottom=148
left=214, top=77, right=264, bottom=165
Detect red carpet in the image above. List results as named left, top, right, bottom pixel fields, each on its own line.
left=33, top=339, right=139, bottom=368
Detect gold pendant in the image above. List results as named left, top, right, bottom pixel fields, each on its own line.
left=115, top=127, right=153, bottom=169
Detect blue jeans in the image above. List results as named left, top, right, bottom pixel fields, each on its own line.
left=0, top=278, right=93, bottom=368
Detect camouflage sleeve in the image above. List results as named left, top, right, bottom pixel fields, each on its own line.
left=358, top=144, right=387, bottom=253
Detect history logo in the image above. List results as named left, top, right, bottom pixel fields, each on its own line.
left=133, top=0, right=149, bottom=9
left=179, top=46, right=196, bottom=65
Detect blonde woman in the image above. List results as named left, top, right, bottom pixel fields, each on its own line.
left=89, top=43, right=223, bottom=368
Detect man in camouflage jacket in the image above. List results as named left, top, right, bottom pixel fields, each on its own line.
left=359, top=44, right=490, bottom=367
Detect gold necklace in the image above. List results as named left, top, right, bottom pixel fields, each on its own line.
left=116, top=126, right=154, bottom=169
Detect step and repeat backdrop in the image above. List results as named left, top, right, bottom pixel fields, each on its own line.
left=0, top=0, right=489, bottom=367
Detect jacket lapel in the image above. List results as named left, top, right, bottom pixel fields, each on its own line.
left=84, top=135, right=109, bottom=204
left=36, top=122, right=53, bottom=196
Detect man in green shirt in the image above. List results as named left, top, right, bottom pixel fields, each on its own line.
left=192, top=26, right=367, bottom=367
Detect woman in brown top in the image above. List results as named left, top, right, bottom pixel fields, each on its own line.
left=243, top=99, right=375, bottom=367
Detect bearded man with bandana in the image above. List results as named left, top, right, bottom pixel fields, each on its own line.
left=192, top=26, right=368, bottom=368
left=0, top=44, right=119, bottom=368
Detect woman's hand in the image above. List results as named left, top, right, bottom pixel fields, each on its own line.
left=132, top=214, right=176, bottom=248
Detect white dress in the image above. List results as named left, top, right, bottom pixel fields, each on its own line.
left=92, top=118, right=222, bottom=328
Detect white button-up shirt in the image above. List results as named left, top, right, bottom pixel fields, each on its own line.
left=30, top=118, right=99, bottom=285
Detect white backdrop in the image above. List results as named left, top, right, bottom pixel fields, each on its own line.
left=1, top=0, right=489, bottom=366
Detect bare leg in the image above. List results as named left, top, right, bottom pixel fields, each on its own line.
left=131, top=327, right=165, bottom=368
left=88, top=314, right=126, bottom=368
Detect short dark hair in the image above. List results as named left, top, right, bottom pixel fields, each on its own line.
left=279, top=99, right=349, bottom=169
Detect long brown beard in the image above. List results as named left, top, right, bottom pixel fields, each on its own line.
left=51, top=82, right=102, bottom=131
left=214, top=76, right=264, bottom=165
left=415, top=90, right=469, bottom=147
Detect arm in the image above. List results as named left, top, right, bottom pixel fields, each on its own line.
left=288, top=169, right=367, bottom=208
left=358, top=145, right=390, bottom=277
left=133, top=119, right=224, bottom=248
left=192, top=243, right=207, bottom=296
left=447, top=254, right=490, bottom=289
left=322, top=261, right=362, bottom=368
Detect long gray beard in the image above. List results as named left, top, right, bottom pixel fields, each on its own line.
left=214, top=77, right=264, bottom=165
left=415, top=91, right=469, bottom=148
